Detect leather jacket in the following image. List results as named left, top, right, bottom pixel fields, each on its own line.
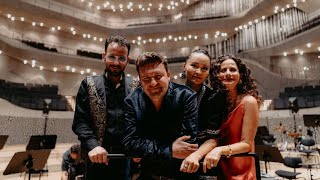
left=122, top=82, right=198, bottom=177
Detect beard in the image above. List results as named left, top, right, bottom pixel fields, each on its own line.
left=106, top=65, right=124, bottom=77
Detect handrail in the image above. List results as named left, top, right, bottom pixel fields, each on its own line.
left=106, top=152, right=261, bottom=180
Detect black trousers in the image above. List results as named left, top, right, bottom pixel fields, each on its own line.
left=84, top=158, right=131, bottom=180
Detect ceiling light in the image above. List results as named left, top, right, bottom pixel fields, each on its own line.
left=7, top=14, right=11, bottom=18
left=40, top=22, right=44, bottom=27
left=286, top=4, right=290, bottom=8
left=31, top=63, right=36, bottom=68
left=72, top=31, right=76, bottom=35
left=281, top=8, right=285, bottom=12
left=92, top=72, right=96, bottom=76
left=88, top=2, right=93, bottom=7
left=299, top=50, right=304, bottom=55
left=39, top=66, right=44, bottom=70
left=318, top=56, right=320, bottom=59
left=86, top=69, right=91, bottom=73
left=20, top=17, right=25, bottom=21
left=174, top=38, right=177, bottom=41
left=283, top=52, right=287, bottom=56
left=194, top=36, right=198, bottom=40
left=53, top=67, right=57, bottom=72
left=96, top=6, right=100, bottom=10
left=248, top=21, right=252, bottom=25
left=255, top=19, right=259, bottom=23
left=262, top=16, right=266, bottom=20
left=80, top=70, right=84, bottom=75
left=294, top=49, right=299, bottom=54
left=235, top=27, right=238, bottom=31
left=23, top=60, right=28, bottom=64
left=306, top=43, right=311, bottom=48
left=318, top=47, right=320, bottom=51
left=99, top=38, right=103, bottom=42
left=205, top=33, right=208, bottom=39
left=11, top=17, right=15, bottom=21
left=132, top=40, right=135, bottom=43
left=149, top=38, right=153, bottom=42
left=66, top=66, right=70, bottom=70
left=87, top=34, right=91, bottom=38
left=137, top=36, right=141, bottom=41
left=143, top=40, right=146, bottom=44
left=0, top=50, right=2, bottom=54
left=93, top=37, right=97, bottom=41
left=71, top=68, right=76, bottom=72
left=174, top=75, right=178, bottom=80
left=51, top=27, right=55, bottom=31
left=57, top=26, right=61, bottom=30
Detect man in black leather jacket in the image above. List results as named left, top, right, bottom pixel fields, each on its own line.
left=122, top=52, right=199, bottom=179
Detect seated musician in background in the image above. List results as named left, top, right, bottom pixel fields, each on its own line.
left=61, top=144, right=85, bottom=180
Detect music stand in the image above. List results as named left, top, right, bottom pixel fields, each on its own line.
left=255, top=145, right=284, bottom=174
left=0, top=135, right=9, bottom=150
left=303, top=114, right=320, bottom=145
left=303, top=115, right=320, bottom=127
left=3, top=149, right=51, bottom=180
left=26, top=135, right=57, bottom=150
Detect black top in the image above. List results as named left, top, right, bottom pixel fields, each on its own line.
left=72, top=71, right=130, bottom=153
left=122, top=82, right=198, bottom=177
left=196, top=85, right=227, bottom=144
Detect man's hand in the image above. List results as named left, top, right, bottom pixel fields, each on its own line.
left=88, top=146, right=109, bottom=165
left=172, top=136, right=198, bottom=159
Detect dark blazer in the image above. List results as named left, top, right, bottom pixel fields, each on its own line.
left=122, top=82, right=198, bottom=177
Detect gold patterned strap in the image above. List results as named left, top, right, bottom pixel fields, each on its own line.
left=86, top=76, right=107, bottom=146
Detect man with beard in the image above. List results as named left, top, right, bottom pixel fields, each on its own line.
left=72, top=36, right=134, bottom=179
left=122, top=52, right=199, bottom=179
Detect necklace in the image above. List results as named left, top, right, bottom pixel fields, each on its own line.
left=197, top=85, right=206, bottom=108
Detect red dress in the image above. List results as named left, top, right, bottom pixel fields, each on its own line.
left=218, top=100, right=256, bottom=180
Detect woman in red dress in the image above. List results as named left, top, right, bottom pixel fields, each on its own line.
left=203, top=54, right=262, bottom=180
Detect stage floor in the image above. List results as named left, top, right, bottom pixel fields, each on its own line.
left=0, top=144, right=319, bottom=180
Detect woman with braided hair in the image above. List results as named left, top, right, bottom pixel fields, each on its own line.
left=179, top=49, right=228, bottom=179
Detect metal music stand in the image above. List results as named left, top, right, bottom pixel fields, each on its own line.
left=3, top=149, right=51, bottom=180
left=0, top=135, right=9, bottom=150
left=255, top=145, right=284, bottom=174
left=26, top=135, right=57, bottom=150
left=303, top=114, right=320, bottom=145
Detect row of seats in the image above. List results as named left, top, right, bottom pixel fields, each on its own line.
left=0, top=79, right=69, bottom=111
left=21, top=40, right=58, bottom=53
left=274, top=85, right=320, bottom=109
left=77, top=50, right=102, bottom=59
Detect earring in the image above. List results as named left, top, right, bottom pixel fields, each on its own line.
left=181, top=70, right=186, bottom=79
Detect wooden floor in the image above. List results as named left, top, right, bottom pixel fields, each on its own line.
left=1, top=143, right=320, bottom=180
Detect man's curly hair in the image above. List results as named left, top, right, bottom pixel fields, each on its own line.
left=210, top=54, right=262, bottom=112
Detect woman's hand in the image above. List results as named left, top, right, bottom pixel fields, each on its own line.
left=202, top=147, right=222, bottom=173
left=180, top=153, right=201, bottom=173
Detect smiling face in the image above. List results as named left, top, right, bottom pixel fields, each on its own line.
left=102, top=42, right=129, bottom=76
left=183, top=52, right=210, bottom=87
left=218, top=59, right=240, bottom=91
left=139, top=62, right=171, bottom=101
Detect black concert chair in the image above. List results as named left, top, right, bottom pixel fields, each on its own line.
left=275, top=157, right=305, bottom=180
left=298, top=138, right=319, bottom=167
left=256, top=126, right=276, bottom=145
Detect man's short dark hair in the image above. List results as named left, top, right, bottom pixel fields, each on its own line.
left=105, top=36, right=131, bottom=55
left=135, top=52, right=168, bottom=74
left=70, top=144, right=80, bottom=154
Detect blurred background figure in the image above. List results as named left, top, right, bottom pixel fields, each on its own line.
left=61, top=144, right=84, bottom=180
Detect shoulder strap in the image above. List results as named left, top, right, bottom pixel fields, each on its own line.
left=86, top=76, right=107, bottom=145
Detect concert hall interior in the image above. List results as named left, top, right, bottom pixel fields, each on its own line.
left=0, top=0, right=320, bottom=179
